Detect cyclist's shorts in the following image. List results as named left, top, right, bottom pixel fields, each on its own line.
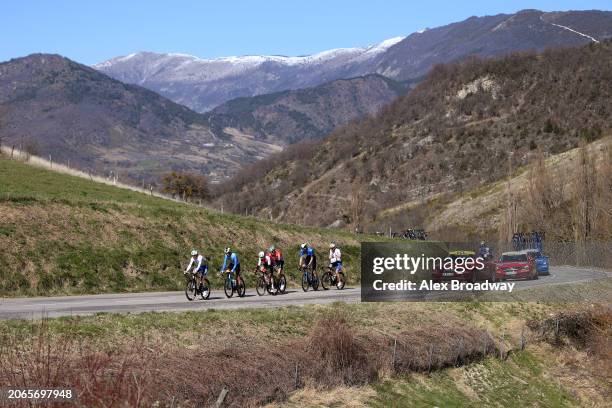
left=275, top=259, right=284, bottom=269
left=331, top=261, right=343, bottom=272
left=228, top=264, right=241, bottom=275
left=196, top=265, right=208, bottom=276
left=302, top=255, right=316, bottom=271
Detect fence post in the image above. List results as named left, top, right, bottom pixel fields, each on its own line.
left=520, top=326, right=526, bottom=350
left=427, top=344, right=434, bottom=373
left=294, top=363, right=299, bottom=389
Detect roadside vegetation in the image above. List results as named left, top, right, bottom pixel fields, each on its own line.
left=0, top=157, right=369, bottom=296
left=1, top=292, right=609, bottom=407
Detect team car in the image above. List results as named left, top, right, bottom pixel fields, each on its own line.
left=522, top=249, right=550, bottom=275
left=495, top=251, right=538, bottom=281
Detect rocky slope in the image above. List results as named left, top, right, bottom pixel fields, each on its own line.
left=212, top=40, right=612, bottom=229
left=204, top=74, right=410, bottom=145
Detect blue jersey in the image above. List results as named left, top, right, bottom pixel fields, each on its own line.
left=299, top=247, right=315, bottom=257
left=221, top=252, right=239, bottom=272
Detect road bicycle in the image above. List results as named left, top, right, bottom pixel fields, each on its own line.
left=320, top=265, right=345, bottom=290
left=184, top=271, right=210, bottom=301
left=222, top=269, right=245, bottom=298
left=254, top=266, right=286, bottom=295
left=300, top=265, right=319, bottom=291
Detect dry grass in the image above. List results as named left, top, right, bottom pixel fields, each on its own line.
left=0, top=310, right=501, bottom=407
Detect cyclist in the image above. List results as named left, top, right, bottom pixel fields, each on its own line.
left=221, top=247, right=241, bottom=285
left=185, top=249, right=208, bottom=288
left=299, top=243, right=316, bottom=272
left=269, top=245, right=284, bottom=274
left=477, top=241, right=490, bottom=260
left=258, top=250, right=276, bottom=291
left=329, top=242, right=343, bottom=280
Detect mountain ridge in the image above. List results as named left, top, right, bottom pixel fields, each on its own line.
left=94, top=9, right=612, bottom=112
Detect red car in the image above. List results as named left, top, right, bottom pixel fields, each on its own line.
left=495, top=251, right=538, bottom=281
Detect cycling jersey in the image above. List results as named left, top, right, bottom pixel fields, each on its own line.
left=258, top=254, right=274, bottom=274
left=299, top=247, right=315, bottom=257
left=221, top=252, right=240, bottom=274
left=477, top=245, right=490, bottom=259
left=270, top=249, right=283, bottom=262
left=258, top=254, right=273, bottom=268
left=329, top=248, right=341, bottom=263
left=299, top=247, right=316, bottom=270
left=186, top=254, right=208, bottom=275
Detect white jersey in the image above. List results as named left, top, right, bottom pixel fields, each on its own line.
left=329, top=248, right=342, bottom=263
left=258, top=255, right=272, bottom=267
left=186, top=254, right=205, bottom=272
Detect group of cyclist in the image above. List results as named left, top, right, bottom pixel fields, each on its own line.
left=184, top=242, right=343, bottom=294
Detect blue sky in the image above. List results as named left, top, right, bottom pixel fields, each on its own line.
left=2, top=0, right=610, bottom=65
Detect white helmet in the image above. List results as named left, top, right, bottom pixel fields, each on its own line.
left=330, top=242, right=336, bottom=249
left=224, top=247, right=231, bottom=254
left=258, top=251, right=265, bottom=258
left=191, top=250, right=198, bottom=256
left=300, top=243, right=307, bottom=249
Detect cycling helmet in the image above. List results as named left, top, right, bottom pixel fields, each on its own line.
left=191, top=250, right=198, bottom=256
left=258, top=251, right=265, bottom=258
left=269, top=245, right=275, bottom=252
left=300, top=243, right=307, bottom=249
left=224, top=247, right=231, bottom=254
left=330, top=242, right=336, bottom=249
left=480, top=241, right=486, bottom=246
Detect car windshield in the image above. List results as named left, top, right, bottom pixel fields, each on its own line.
left=501, top=254, right=528, bottom=262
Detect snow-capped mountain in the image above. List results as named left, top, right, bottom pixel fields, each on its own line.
left=95, top=9, right=612, bottom=113
left=94, top=37, right=405, bottom=112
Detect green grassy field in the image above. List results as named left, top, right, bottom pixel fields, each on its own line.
left=0, top=157, right=373, bottom=296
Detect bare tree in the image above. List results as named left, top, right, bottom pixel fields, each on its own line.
left=350, top=183, right=364, bottom=232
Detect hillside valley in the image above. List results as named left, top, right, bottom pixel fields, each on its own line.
left=0, top=55, right=404, bottom=183
left=213, top=41, right=612, bottom=234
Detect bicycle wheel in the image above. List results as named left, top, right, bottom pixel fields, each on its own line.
left=256, top=276, right=266, bottom=296
left=237, top=278, right=246, bottom=297
left=200, top=278, right=211, bottom=300
left=278, top=274, right=287, bottom=293
left=185, top=278, right=197, bottom=301
left=336, top=272, right=346, bottom=290
left=321, top=271, right=332, bottom=290
left=224, top=278, right=234, bottom=298
left=312, top=272, right=319, bottom=291
left=301, top=272, right=309, bottom=292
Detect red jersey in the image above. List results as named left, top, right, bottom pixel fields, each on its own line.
left=270, top=249, right=283, bottom=262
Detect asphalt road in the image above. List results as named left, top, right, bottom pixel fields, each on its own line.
left=0, top=266, right=609, bottom=319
